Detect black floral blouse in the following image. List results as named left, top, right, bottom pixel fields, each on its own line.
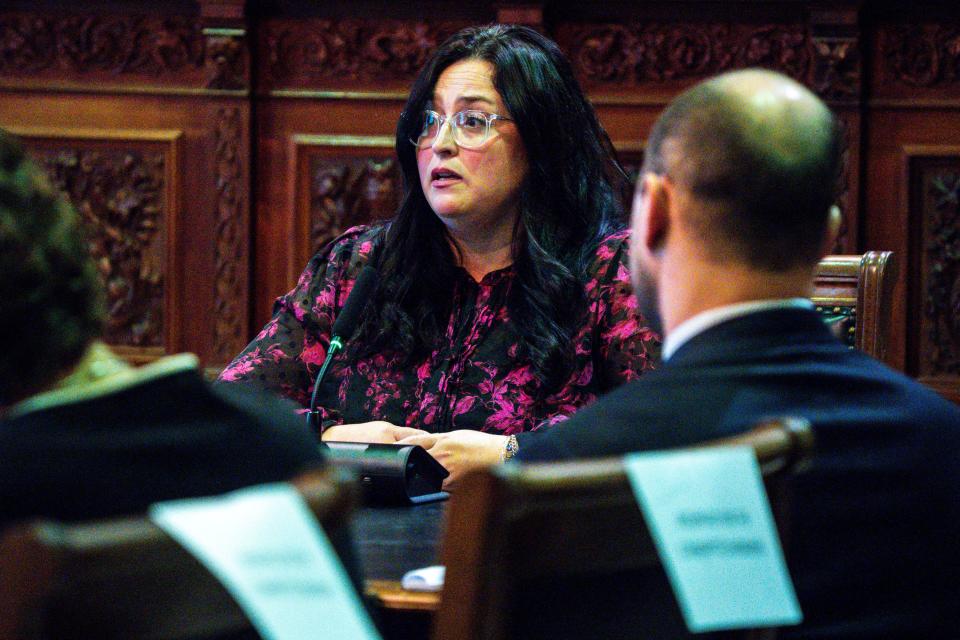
left=219, top=225, right=659, bottom=435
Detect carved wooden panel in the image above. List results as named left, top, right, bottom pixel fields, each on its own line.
left=808, top=5, right=861, bottom=104
left=906, top=153, right=960, bottom=403
left=554, top=22, right=811, bottom=89
left=259, top=19, right=472, bottom=92
left=811, top=34, right=861, bottom=102
left=203, top=28, right=249, bottom=91
left=14, top=128, right=182, bottom=361
left=0, top=13, right=249, bottom=91
left=291, top=135, right=400, bottom=280
left=874, top=23, right=960, bottom=100
left=5, top=0, right=958, bottom=401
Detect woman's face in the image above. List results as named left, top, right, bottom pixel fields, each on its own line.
left=416, top=58, right=529, bottom=236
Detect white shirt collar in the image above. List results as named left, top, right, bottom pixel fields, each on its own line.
left=662, top=298, right=814, bottom=361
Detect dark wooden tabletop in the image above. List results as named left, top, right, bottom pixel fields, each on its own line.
left=352, top=500, right=447, bottom=612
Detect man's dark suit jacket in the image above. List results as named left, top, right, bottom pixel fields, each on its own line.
left=517, top=308, right=960, bottom=639
left=0, top=366, right=325, bottom=527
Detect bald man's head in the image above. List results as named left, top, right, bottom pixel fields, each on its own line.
left=643, top=69, right=840, bottom=271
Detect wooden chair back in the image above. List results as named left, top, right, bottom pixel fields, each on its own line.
left=813, top=251, right=896, bottom=361
left=0, top=467, right=356, bottom=640
left=433, top=417, right=814, bottom=640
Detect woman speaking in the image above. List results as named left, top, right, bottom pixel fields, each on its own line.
left=220, top=25, right=658, bottom=484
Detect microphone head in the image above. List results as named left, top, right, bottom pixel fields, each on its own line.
left=331, top=265, right=379, bottom=341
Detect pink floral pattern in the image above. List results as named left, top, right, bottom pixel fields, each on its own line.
left=219, top=225, right=659, bottom=435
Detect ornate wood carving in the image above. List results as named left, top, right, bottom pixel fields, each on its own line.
left=203, top=30, right=248, bottom=90
left=0, top=14, right=204, bottom=76
left=261, top=19, right=470, bottom=89
left=920, top=169, right=960, bottom=375
left=880, top=25, right=960, bottom=87
left=308, top=156, right=401, bottom=254
left=212, top=106, right=246, bottom=362
left=555, top=23, right=810, bottom=87
left=30, top=145, right=167, bottom=348
left=0, top=13, right=249, bottom=90
left=811, top=35, right=860, bottom=100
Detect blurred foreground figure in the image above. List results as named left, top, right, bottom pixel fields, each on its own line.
left=0, top=129, right=325, bottom=527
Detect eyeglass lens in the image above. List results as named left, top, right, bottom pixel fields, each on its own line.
left=415, top=111, right=490, bottom=149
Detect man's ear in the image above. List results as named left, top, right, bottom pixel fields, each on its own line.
left=635, top=173, right=670, bottom=256
left=819, top=205, right=842, bottom=258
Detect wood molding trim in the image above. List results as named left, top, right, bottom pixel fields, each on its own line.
left=212, top=106, right=248, bottom=364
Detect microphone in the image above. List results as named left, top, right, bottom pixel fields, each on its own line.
left=306, top=265, right=379, bottom=432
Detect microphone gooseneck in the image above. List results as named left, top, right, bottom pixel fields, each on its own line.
left=307, top=265, right=379, bottom=433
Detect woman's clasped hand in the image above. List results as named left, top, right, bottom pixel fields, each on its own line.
left=395, top=431, right=509, bottom=490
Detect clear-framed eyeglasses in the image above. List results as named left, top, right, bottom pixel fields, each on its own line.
left=410, top=109, right=514, bottom=150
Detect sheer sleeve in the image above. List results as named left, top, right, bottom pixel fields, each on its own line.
left=217, top=226, right=376, bottom=424
left=527, top=230, right=660, bottom=432
left=591, top=232, right=661, bottom=388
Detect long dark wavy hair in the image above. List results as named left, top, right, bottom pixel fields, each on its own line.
left=354, top=24, right=628, bottom=395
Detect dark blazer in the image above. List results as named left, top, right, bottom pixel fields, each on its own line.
left=0, top=366, right=325, bottom=527
left=517, top=308, right=960, bottom=639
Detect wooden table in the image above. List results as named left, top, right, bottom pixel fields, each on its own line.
left=353, top=500, right=446, bottom=618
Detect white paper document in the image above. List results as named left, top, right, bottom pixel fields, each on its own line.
left=150, top=483, right=381, bottom=640
left=624, top=446, right=802, bottom=633
left=401, top=565, right=446, bottom=592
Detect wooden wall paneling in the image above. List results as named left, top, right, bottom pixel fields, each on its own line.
left=862, top=110, right=911, bottom=373
left=870, top=19, right=960, bottom=107
left=252, top=97, right=404, bottom=328
left=863, top=109, right=960, bottom=381
left=2, top=0, right=957, bottom=400
left=290, top=134, right=400, bottom=274
left=558, top=2, right=863, bottom=251
left=495, top=3, right=544, bottom=29
left=210, top=101, right=251, bottom=365
left=0, top=12, right=208, bottom=93
left=251, top=100, right=293, bottom=331
left=0, top=10, right=249, bottom=95
left=863, top=10, right=960, bottom=395
left=608, top=139, right=645, bottom=211
left=809, top=5, right=861, bottom=255
left=0, top=2, right=252, bottom=368
left=257, top=17, right=477, bottom=97
left=0, top=92, right=251, bottom=368
left=902, top=147, right=960, bottom=405
left=195, top=1, right=253, bottom=366
left=552, top=13, right=812, bottom=104
left=9, top=126, right=183, bottom=365
left=833, top=110, right=861, bottom=254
